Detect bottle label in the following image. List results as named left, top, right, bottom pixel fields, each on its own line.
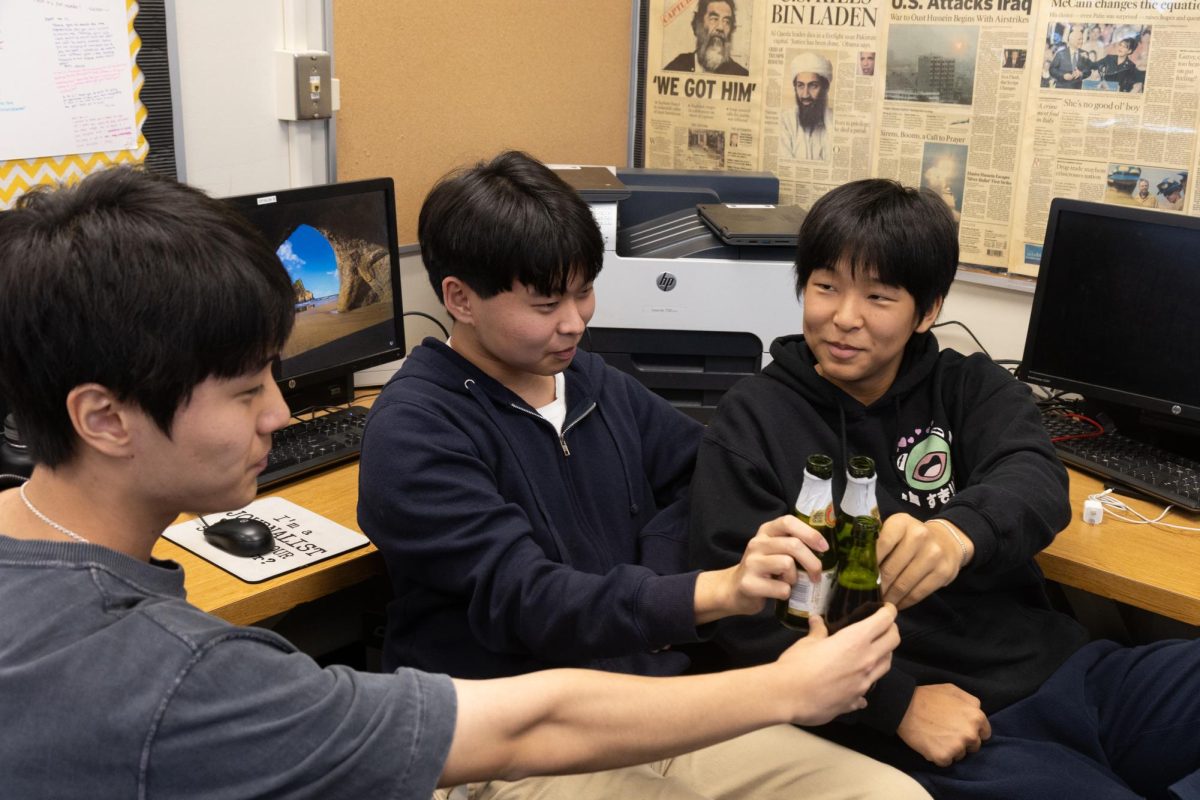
left=787, top=568, right=836, bottom=617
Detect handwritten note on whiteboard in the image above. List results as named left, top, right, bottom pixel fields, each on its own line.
left=0, top=0, right=136, bottom=161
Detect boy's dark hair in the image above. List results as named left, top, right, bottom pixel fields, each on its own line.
left=794, top=178, right=958, bottom=319
left=417, top=150, right=604, bottom=302
left=0, top=167, right=295, bottom=467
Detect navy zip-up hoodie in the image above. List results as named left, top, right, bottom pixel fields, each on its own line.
left=689, top=332, right=1089, bottom=768
left=358, top=339, right=705, bottom=678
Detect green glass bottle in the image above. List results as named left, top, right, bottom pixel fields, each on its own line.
left=836, top=455, right=880, bottom=551
left=776, top=454, right=839, bottom=632
left=826, top=515, right=884, bottom=633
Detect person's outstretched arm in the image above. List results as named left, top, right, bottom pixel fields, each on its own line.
left=441, top=604, right=899, bottom=786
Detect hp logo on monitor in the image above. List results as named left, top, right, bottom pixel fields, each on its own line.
left=656, top=272, right=677, bottom=292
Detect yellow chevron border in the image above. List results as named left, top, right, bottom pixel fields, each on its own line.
left=0, top=0, right=147, bottom=210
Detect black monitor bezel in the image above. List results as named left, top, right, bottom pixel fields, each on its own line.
left=224, top=177, right=404, bottom=411
left=1018, top=197, right=1200, bottom=426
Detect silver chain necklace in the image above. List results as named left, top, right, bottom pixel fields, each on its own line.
left=18, top=483, right=90, bottom=544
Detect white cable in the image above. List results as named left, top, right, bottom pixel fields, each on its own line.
left=1086, top=488, right=1200, bottom=532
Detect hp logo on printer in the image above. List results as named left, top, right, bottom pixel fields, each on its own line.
left=656, top=272, right=677, bottom=292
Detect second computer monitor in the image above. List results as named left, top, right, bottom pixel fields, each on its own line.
left=225, top=178, right=404, bottom=412
left=1019, top=197, right=1200, bottom=432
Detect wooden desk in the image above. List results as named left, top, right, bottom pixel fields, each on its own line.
left=1037, top=468, right=1200, bottom=625
left=152, top=457, right=383, bottom=626
left=158, top=458, right=1198, bottom=629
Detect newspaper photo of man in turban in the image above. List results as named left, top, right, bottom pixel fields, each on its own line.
left=780, top=51, right=833, bottom=161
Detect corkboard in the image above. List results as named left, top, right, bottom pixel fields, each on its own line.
left=333, top=3, right=634, bottom=244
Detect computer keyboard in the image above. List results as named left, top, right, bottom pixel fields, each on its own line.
left=1039, top=407, right=1200, bottom=512
left=258, top=406, right=368, bottom=490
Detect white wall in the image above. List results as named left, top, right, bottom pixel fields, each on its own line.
left=168, top=0, right=331, bottom=197
left=937, top=276, right=1035, bottom=363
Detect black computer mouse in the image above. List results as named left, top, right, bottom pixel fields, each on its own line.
left=203, top=518, right=275, bottom=558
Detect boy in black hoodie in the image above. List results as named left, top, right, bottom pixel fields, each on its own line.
left=690, top=178, right=1200, bottom=799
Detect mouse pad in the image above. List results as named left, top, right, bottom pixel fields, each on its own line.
left=162, top=497, right=369, bottom=584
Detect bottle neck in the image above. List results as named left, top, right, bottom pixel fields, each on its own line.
left=794, top=470, right=835, bottom=522
left=839, top=531, right=880, bottom=589
left=840, top=474, right=878, bottom=518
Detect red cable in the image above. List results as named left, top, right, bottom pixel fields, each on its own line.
left=1048, top=412, right=1105, bottom=442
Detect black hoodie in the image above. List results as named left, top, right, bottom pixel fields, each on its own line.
left=689, top=332, right=1089, bottom=766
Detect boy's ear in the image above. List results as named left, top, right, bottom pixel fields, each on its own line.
left=441, top=276, right=474, bottom=325
left=64, top=383, right=137, bottom=459
left=915, top=296, right=944, bottom=334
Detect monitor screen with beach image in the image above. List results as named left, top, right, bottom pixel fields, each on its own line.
left=225, top=178, right=403, bottom=410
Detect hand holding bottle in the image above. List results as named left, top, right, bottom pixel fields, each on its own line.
left=694, top=514, right=831, bottom=624
left=771, top=604, right=900, bottom=725
left=877, top=513, right=972, bottom=609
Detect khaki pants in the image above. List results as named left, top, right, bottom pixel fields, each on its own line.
left=434, top=724, right=929, bottom=800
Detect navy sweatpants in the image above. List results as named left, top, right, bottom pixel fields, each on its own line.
left=916, top=638, right=1200, bottom=800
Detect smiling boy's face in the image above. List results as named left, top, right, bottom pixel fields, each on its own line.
left=445, top=273, right=596, bottom=397
left=802, top=260, right=940, bottom=406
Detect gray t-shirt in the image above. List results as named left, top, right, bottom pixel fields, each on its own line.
left=0, top=531, right=456, bottom=798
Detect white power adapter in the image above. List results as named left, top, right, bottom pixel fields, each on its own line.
left=1082, top=498, right=1104, bottom=525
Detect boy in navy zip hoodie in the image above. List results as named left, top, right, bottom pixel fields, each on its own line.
left=689, top=178, right=1200, bottom=799
left=357, top=151, right=928, bottom=800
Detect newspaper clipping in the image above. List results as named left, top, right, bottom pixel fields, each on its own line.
left=760, top=0, right=885, bottom=208
left=639, top=0, right=1200, bottom=278
left=645, top=0, right=765, bottom=172
left=873, top=0, right=1036, bottom=270
left=643, top=0, right=885, bottom=206
left=1009, top=2, right=1195, bottom=275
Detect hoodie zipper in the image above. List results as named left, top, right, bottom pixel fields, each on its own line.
left=510, top=401, right=598, bottom=457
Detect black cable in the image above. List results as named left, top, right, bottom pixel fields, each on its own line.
left=289, top=401, right=358, bottom=421
left=402, top=310, right=450, bottom=340
left=931, top=320, right=991, bottom=359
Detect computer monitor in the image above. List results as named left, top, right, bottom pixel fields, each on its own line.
left=1019, top=198, right=1200, bottom=455
left=224, top=178, right=404, bottom=412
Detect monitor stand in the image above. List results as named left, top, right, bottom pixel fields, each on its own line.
left=280, top=373, right=356, bottom=414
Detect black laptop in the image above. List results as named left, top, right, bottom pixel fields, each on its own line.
left=697, top=203, right=806, bottom=246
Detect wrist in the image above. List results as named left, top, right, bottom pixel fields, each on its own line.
left=748, top=661, right=804, bottom=725
left=693, top=568, right=738, bottom=625
left=927, top=519, right=972, bottom=569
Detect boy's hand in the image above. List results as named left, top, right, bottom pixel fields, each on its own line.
left=695, top=515, right=829, bottom=624
left=897, top=684, right=992, bottom=766
left=877, top=513, right=971, bottom=609
left=773, top=604, right=899, bottom=725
